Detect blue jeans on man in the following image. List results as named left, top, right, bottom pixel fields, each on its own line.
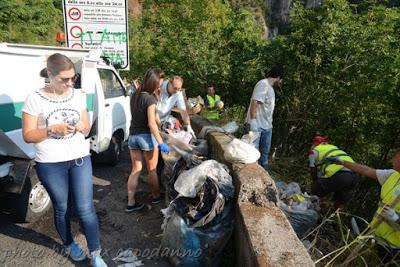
left=253, top=127, right=272, bottom=170
left=35, top=156, right=101, bottom=253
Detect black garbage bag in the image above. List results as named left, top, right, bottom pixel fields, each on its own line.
left=162, top=161, right=234, bottom=267
left=161, top=199, right=234, bottom=267
left=174, top=178, right=222, bottom=226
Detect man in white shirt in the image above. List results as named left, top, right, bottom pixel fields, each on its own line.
left=157, top=75, right=196, bottom=138
left=246, top=66, right=284, bottom=170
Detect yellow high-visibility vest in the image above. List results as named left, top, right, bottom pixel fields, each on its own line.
left=314, top=144, right=354, bottom=178
left=205, top=94, right=220, bottom=120
left=371, top=171, right=400, bottom=248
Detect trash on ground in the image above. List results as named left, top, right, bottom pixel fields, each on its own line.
left=221, top=121, right=239, bottom=134
left=113, top=249, right=144, bottom=267
left=275, top=181, right=320, bottom=238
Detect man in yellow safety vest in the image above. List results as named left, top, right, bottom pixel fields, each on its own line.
left=309, top=135, right=358, bottom=209
left=203, top=85, right=223, bottom=120
left=328, top=149, right=400, bottom=264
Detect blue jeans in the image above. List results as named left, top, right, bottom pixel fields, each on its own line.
left=35, top=156, right=101, bottom=252
left=253, top=128, right=272, bottom=170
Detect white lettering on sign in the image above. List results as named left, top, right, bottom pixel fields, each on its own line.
left=63, top=0, right=129, bottom=70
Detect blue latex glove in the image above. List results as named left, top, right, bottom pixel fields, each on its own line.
left=158, top=143, right=170, bottom=153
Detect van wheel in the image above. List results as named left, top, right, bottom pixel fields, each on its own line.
left=12, top=171, right=51, bottom=223
left=107, top=135, right=122, bottom=166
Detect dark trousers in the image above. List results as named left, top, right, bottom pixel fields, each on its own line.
left=312, top=171, right=357, bottom=204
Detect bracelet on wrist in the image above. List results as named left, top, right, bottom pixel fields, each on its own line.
left=47, top=125, right=54, bottom=137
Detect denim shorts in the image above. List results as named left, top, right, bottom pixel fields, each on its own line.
left=128, top=133, right=158, bottom=151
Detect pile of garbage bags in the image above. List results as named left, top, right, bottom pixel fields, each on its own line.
left=275, top=181, right=320, bottom=238
left=161, top=158, right=234, bottom=267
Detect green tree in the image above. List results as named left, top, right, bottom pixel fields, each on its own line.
left=0, top=0, right=63, bottom=44
left=268, top=0, right=400, bottom=165
left=127, top=0, right=267, bottom=102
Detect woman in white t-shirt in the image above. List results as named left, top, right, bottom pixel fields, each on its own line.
left=22, top=53, right=106, bottom=267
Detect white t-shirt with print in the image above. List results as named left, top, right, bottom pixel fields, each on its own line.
left=246, top=78, right=275, bottom=130
left=157, top=80, right=186, bottom=121
left=22, top=88, right=90, bottom=163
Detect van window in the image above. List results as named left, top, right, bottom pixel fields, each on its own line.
left=98, top=69, right=125, bottom=98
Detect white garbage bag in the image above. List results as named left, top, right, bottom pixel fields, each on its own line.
left=221, top=121, right=239, bottom=134
left=174, top=160, right=233, bottom=198
left=241, top=131, right=260, bottom=145
left=224, top=138, right=260, bottom=164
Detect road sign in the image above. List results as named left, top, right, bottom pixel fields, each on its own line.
left=63, top=0, right=129, bottom=70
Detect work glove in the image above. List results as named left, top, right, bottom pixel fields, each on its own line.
left=326, top=156, right=344, bottom=165
left=186, top=125, right=197, bottom=139
left=158, top=143, right=170, bottom=153
left=249, top=118, right=258, bottom=132
left=381, top=206, right=400, bottom=223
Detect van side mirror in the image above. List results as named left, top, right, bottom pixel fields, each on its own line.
left=74, top=73, right=81, bottom=89
left=126, top=84, right=137, bottom=96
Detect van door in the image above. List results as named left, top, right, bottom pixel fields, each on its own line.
left=95, top=68, right=130, bottom=153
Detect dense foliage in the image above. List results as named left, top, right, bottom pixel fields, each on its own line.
left=270, top=0, right=400, bottom=165
left=0, top=0, right=63, bottom=44
left=128, top=0, right=267, bottom=105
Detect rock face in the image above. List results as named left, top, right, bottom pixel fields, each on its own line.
left=125, top=0, right=323, bottom=37
left=264, top=0, right=321, bottom=37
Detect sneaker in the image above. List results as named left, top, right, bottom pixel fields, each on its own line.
left=91, top=255, right=107, bottom=267
left=151, top=195, right=163, bottom=204
left=65, top=242, right=86, bottom=261
left=125, top=202, right=145, bottom=213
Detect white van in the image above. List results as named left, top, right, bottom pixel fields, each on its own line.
left=0, top=43, right=132, bottom=222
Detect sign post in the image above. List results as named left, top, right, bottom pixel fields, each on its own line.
left=63, top=0, right=129, bottom=70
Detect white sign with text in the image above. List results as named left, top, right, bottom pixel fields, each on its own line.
left=63, top=0, right=129, bottom=69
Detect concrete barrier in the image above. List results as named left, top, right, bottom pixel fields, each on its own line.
left=190, top=115, right=314, bottom=267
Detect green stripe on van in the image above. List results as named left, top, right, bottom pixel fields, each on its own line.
left=86, top=93, right=95, bottom=111
left=0, top=93, right=95, bottom=132
left=0, top=102, right=23, bottom=132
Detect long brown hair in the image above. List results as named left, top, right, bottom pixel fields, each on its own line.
left=142, top=68, right=164, bottom=94
left=40, top=53, right=75, bottom=78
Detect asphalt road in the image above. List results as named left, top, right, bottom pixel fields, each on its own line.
left=0, top=145, right=171, bottom=267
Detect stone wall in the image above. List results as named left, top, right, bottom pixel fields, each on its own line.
left=191, top=115, right=314, bottom=267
